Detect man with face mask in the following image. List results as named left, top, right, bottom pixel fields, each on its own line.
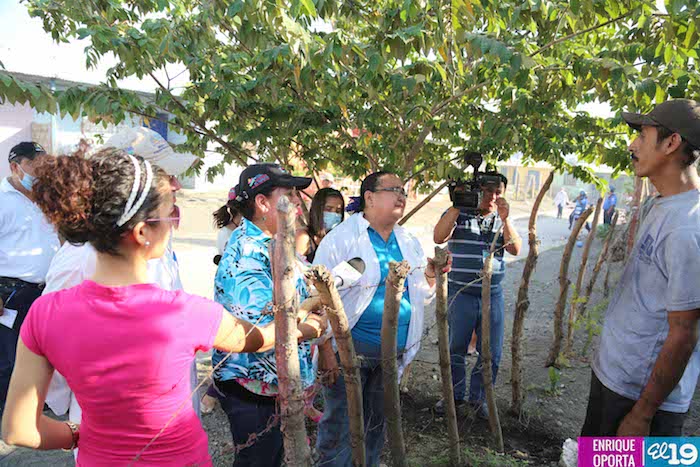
left=0, top=142, right=60, bottom=415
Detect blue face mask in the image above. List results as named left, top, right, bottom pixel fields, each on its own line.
left=19, top=170, right=35, bottom=191
left=323, top=212, right=342, bottom=231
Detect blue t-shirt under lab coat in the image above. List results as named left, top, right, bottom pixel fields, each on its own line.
left=351, top=227, right=412, bottom=350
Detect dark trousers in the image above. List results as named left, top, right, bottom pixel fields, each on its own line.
left=216, top=379, right=283, bottom=467
left=557, top=205, right=563, bottom=218
left=580, top=371, right=686, bottom=437
left=604, top=209, right=616, bottom=225
left=0, top=278, right=43, bottom=416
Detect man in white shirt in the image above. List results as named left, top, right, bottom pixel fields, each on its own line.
left=44, top=128, right=197, bottom=442
left=0, top=142, right=60, bottom=415
left=554, top=187, right=569, bottom=219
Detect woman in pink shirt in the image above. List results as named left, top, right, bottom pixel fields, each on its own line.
left=1, top=150, right=325, bottom=466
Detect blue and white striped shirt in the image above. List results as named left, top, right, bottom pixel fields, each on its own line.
left=446, top=210, right=505, bottom=291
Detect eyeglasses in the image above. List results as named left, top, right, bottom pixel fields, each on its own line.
left=373, top=187, right=408, bottom=198
left=145, top=206, right=180, bottom=227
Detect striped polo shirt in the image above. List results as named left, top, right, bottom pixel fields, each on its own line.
left=447, top=209, right=505, bottom=291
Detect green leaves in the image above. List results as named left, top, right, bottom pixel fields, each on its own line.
left=6, top=0, right=699, bottom=184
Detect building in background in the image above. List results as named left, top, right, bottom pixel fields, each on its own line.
left=0, top=71, right=245, bottom=190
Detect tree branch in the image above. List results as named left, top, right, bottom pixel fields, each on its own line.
left=529, top=12, right=635, bottom=58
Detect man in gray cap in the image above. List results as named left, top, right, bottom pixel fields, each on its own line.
left=581, top=99, right=700, bottom=437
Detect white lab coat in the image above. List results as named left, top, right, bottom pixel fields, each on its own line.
left=313, top=213, right=435, bottom=378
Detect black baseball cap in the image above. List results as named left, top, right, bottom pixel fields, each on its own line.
left=8, top=142, right=47, bottom=163
left=622, top=99, right=700, bottom=149
left=236, top=163, right=312, bottom=201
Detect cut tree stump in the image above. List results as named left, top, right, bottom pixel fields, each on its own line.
left=482, top=224, right=505, bottom=453
left=306, top=265, right=366, bottom=467
left=565, top=197, right=602, bottom=355
left=545, top=206, right=594, bottom=368
left=511, top=171, right=553, bottom=415
left=271, top=195, right=311, bottom=466
left=381, top=261, right=410, bottom=467
left=434, top=246, right=461, bottom=466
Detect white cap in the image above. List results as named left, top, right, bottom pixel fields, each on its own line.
left=321, top=172, right=335, bottom=182
left=105, top=127, right=197, bottom=176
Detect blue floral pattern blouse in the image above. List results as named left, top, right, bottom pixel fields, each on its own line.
left=212, top=218, right=314, bottom=395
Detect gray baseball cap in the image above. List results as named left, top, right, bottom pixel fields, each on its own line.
left=622, top=99, right=700, bottom=148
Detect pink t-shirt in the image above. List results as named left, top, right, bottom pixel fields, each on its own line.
left=20, top=280, right=223, bottom=466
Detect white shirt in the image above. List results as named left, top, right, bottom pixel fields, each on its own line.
left=216, top=226, right=235, bottom=255
left=313, top=213, right=435, bottom=377
left=44, top=238, right=183, bottom=417
left=0, top=178, right=60, bottom=283
left=554, top=190, right=569, bottom=207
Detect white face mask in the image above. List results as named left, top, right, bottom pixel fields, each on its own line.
left=323, top=212, right=342, bottom=231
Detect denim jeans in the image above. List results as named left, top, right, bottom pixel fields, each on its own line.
left=448, top=284, right=505, bottom=403
left=216, top=380, right=283, bottom=467
left=316, top=340, right=387, bottom=467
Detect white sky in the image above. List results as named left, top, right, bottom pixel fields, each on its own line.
left=0, top=0, right=184, bottom=92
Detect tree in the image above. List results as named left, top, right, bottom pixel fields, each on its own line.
left=2, top=0, right=699, bottom=183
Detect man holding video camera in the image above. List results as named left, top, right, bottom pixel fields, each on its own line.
left=433, top=162, right=521, bottom=418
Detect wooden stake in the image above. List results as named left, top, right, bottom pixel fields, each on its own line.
left=382, top=261, right=410, bottom=467
left=580, top=211, right=619, bottom=317
left=306, top=266, right=367, bottom=467
left=481, top=224, right=505, bottom=453
left=545, top=206, right=594, bottom=368
left=398, top=180, right=449, bottom=226
left=271, top=195, right=311, bottom=466
left=565, top=197, right=603, bottom=355
left=434, top=247, right=461, bottom=466
left=511, top=171, right=553, bottom=415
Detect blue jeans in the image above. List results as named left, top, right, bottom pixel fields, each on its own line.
left=316, top=340, right=387, bottom=467
left=448, top=284, right=505, bottom=403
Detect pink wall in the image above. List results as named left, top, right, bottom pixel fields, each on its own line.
left=0, top=102, right=34, bottom=179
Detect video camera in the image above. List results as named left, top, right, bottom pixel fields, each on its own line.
left=448, top=151, right=503, bottom=212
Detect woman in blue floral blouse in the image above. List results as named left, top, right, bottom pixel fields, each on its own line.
left=213, top=164, right=325, bottom=467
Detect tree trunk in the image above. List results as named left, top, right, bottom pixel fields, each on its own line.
left=565, top=197, right=603, bottom=355
left=434, top=247, right=462, bottom=466
left=481, top=224, right=505, bottom=453
left=580, top=212, right=619, bottom=317
left=381, top=261, right=410, bottom=467
left=398, top=180, right=449, bottom=226
left=545, top=206, right=594, bottom=368
left=271, top=195, right=311, bottom=466
left=626, top=176, right=643, bottom=255
left=511, top=171, right=553, bottom=415
left=306, top=266, right=366, bottom=467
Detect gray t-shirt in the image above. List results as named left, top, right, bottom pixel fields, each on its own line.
left=593, top=189, right=700, bottom=413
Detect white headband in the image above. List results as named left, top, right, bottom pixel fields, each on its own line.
left=116, top=155, right=154, bottom=227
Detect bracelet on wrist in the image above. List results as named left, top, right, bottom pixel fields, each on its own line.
left=62, top=421, right=79, bottom=451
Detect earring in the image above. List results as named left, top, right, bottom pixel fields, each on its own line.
left=145, top=241, right=151, bottom=247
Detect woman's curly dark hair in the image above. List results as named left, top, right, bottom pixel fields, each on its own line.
left=33, top=148, right=170, bottom=256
